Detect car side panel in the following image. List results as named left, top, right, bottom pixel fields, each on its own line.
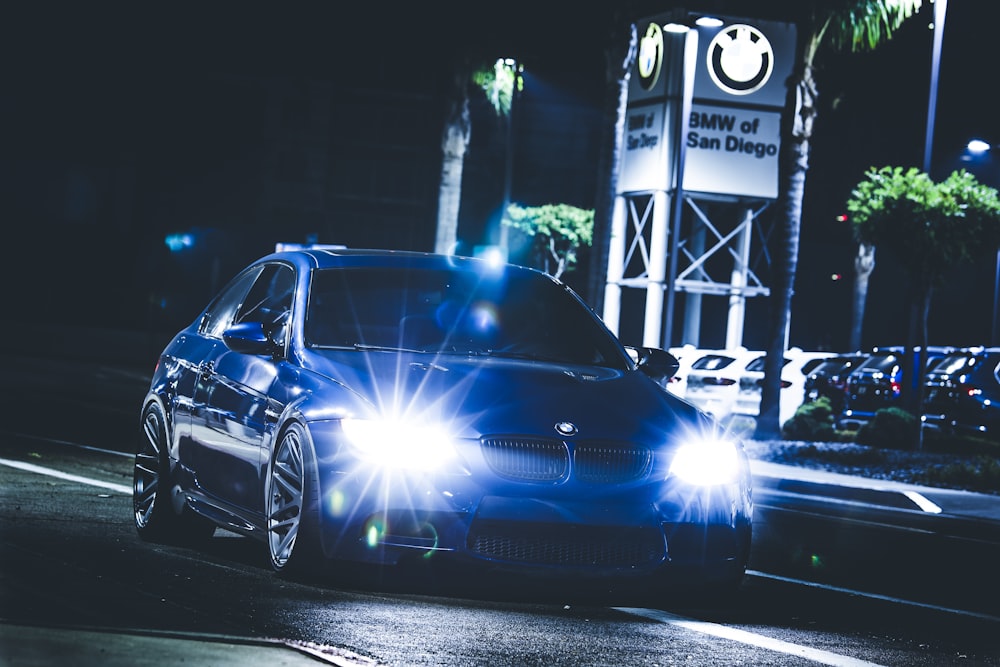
left=188, top=347, right=278, bottom=513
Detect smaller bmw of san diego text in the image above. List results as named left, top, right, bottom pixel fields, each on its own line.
left=133, top=247, right=752, bottom=595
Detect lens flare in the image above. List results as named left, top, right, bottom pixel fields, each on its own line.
left=341, top=417, right=457, bottom=471
left=328, top=489, right=347, bottom=517
left=670, top=438, right=741, bottom=486
left=364, top=517, right=386, bottom=549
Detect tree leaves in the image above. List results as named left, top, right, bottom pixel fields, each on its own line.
left=823, top=0, right=922, bottom=53
left=846, top=165, right=1000, bottom=285
left=504, top=203, right=594, bottom=279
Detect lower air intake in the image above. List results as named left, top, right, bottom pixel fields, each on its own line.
left=469, top=522, right=665, bottom=568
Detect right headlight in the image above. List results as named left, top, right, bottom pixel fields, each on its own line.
left=669, top=437, right=742, bottom=486
left=341, top=417, right=458, bottom=472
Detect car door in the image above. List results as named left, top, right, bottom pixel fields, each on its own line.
left=188, top=262, right=295, bottom=514
left=171, top=266, right=264, bottom=464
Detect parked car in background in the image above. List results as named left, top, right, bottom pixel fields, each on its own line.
left=803, top=352, right=870, bottom=414
left=921, top=346, right=1000, bottom=439
left=684, top=348, right=758, bottom=424
left=731, top=349, right=835, bottom=430
left=133, top=246, right=752, bottom=595
left=666, top=344, right=699, bottom=399
left=839, top=346, right=954, bottom=430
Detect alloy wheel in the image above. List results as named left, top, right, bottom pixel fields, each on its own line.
left=268, top=427, right=305, bottom=569
left=133, top=407, right=163, bottom=529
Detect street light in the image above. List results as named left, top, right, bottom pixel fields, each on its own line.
left=967, top=138, right=993, bottom=155
left=923, top=0, right=947, bottom=173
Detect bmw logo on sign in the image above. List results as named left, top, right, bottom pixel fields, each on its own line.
left=706, top=24, right=774, bottom=96
left=637, top=22, right=664, bottom=91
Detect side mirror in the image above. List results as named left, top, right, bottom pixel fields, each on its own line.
left=626, top=345, right=680, bottom=388
left=223, top=321, right=277, bottom=356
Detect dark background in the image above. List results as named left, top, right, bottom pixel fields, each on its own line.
left=2, top=1, right=997, bottom=351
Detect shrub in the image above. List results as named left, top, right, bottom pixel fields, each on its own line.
left=855, top=407, right=919, bottom=450
left=782, top=397, right=836, bottom=441
left=922, top=430, right=1000, bottom=457
left=916, top=456, right=1000, bottom=495
left=794, top=443, right=891, bottom=466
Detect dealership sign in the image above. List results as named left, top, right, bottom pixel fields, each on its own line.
left=684, top=104, right=781, bottom=198
left=619, top=15, right=796, bottom=200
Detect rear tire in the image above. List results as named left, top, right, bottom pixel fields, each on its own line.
left=133, top=402, right=215, bottom=544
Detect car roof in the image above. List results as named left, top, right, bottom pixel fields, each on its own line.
left=260, top=247, right=555, bottom=279
left=868, top=345, right=956, bottom=355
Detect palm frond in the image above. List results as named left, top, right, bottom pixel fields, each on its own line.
left=823, top=0, right=923, bottom=53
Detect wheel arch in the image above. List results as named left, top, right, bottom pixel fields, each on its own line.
left=141, top=392, right=179, bottom=463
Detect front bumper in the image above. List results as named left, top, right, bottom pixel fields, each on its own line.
left=315, top=466, right=751, bottom=578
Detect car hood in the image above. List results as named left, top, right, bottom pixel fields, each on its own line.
left=300, top=349, right=707, bottom=444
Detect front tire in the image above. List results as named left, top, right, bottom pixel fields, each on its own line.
left=267, top=422, right=322, bottom=576
left=133, top=401, right=215, bottom=544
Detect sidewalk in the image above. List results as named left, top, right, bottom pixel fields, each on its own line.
left=751, top=458, right=1000, bottom=518
left=0, top=623, right=377, bottom=667
left=750, top=458, right=1000, bottom=543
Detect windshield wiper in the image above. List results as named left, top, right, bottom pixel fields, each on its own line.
left=342, top=343, right=501, bottom=357
left=353, top=343, right=427, bottom=353
left=486, top=349, right=545, bottom=362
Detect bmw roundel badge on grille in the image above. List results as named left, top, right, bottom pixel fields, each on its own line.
left=555, top=421, right=578, bottom=436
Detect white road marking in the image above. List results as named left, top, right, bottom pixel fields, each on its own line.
left=903, top=490, right=942, bottom=513
left=615, top=606, right=885, bottom=666
left=0, top=457, right=131, bottom=495
left=4, top=431, right=134, bottom=457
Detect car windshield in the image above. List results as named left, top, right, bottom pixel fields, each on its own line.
left=863, top=354, right=900, bottom=373
left=928, top=353, right=975, bottom=376
left=691, top=354, right=740, bottom=371
left=304, top=266, right=628, bottom=369
left=744, top=356, right=790, bottom=373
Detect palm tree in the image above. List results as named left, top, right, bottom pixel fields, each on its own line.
left=849, top=242, right=875, bottom=351
left=434, top=59, right=519, bottom=256
left=753, top=0, right=921, bottom=440
left=434, top=61, right=473, bottom=255
left=586, top=12, right=637, bottom=312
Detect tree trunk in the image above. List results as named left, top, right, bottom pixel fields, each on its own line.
left=754, top=63, right=817, bottom=441
left=434, top=64, right=472, bottom=255
left=586, top=16, right=636, bottom=312
left=849, top=243, right=875, bottom=351
left=914, top=280, right=933, bottom=450
left=900, top=279, right=920, bottom=415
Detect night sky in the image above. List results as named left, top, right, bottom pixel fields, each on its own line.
left=2, top=1, right=998, bottom=351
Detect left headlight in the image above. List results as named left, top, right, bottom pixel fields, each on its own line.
left=669, top=438, right=742, bottom=486
left=341, top=417, right=459, bottom=471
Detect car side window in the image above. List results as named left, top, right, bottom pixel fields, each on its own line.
left=234, top=264, right=296, bottom=345
left=199, top=267, right=264, bottom=339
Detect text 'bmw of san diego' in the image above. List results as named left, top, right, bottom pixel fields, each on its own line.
left=133, top=247, right=752, bottom=596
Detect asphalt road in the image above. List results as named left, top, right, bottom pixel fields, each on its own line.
left=2, top=351, right=999, bottom=665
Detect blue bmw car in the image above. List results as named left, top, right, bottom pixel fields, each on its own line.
left=133, top=247, right=752, bottom=594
